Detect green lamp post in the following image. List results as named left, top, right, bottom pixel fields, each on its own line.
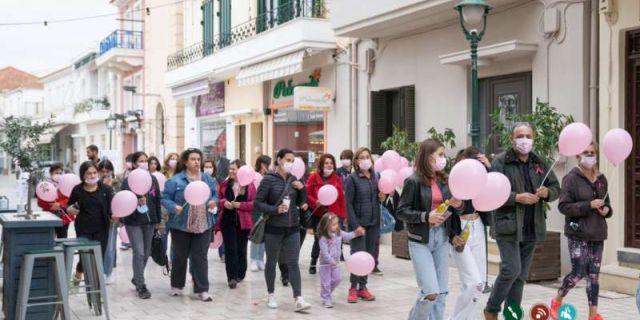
left=454, top=0, right=492, bottom=148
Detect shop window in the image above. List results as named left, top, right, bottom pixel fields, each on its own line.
left=200, top=120, right=227, bottom=161
left=370, top=86, right=415, bottom=155
left=273, top=107, right=323, bottom=167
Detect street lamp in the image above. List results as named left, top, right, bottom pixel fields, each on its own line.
left=105, top=113, right=118, bottom=149
left=454, top=0, right=492, bottom=148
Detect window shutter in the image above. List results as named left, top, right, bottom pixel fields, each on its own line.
left=220, top=0, right=232, bottom=48
left=400, top=86, right=416, bottom=142
left=202, top=0, right=214, bottom=55
left=257, top=0, right=266, bottom=33
left=371, top=91, right=388, bottom=155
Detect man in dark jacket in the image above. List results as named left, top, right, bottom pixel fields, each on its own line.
left=484, top=122, right=560, bottom=320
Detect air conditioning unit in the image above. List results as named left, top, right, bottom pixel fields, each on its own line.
left=365, top=48, right=375, bottom=75
left=599, top=0, right=613, bottom=14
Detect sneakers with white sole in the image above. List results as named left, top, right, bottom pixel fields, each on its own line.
left=258, top=261, right=265, bottom=270
left=294, top=296, right=311, bottom=312
left=198, top=292, right=213, bottom=302
left=322, top=301, right=333, bottom=308
left=169, top=287, right=183, bottom=297
left=267, top=293, right=278, bottom=309
left=104, top=273, right=115, bottom=285
left=250, top=260, right=259, bottom=272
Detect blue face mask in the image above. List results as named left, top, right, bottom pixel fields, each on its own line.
left=137, top=204, right=149, bottom=214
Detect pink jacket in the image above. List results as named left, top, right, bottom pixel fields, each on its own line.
left=215, top=180, right=256, bottom=231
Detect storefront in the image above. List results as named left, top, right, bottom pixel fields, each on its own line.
left=269, top=66, right=334, bottom=165
left=196, top=81, right=227, bottom=160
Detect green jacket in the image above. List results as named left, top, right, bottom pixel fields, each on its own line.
left=490, top=148, right=560, bottom=242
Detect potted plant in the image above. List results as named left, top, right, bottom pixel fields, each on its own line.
left=0, top=116, right=53, bottom=219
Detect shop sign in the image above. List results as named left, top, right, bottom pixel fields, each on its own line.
left=196, top=81, right=224, bottom=117
left=293, top=86, right=333, bottom=111
left=271, top=69, right=321, bottom=109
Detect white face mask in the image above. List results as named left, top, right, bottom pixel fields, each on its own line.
left=515, top=138, right=533, bottom=154
left=432, top=156, right=447, bottom=172
left=138, top=163, right=148, bottom=171
left=86, top=178, right=99, bottom=185
left=323, top=168, right=334, bottom=176
left=359, top=159, right=372, bottom=171
left=341, top=159, right=351, bottom=167
left=204, top=168, right=214, bottom=175
left=580, top=156, right=597, bottom=169
left=168, top=159, right=177, bottom=169
left=283, top=161, right=294, bottom=173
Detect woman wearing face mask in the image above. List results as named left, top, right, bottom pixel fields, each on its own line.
left=203, top=159, right=224, bottom=261
left=254, top=148, right=311, bottom=312
left=37, top=162, right=71, bottom=238
left=337, top=149, right=354, bottom=187
left=306, top=153, right=346, bottom=275
left=162, top=148, right=218, bottom=302
left=396, top=139, right=464, bottom=320
left=215, top=159, right=256, bottom=289
left=148, top=156, right=162, bottom=174
left=66, top=161, right=118, bottom=287
left=549, top=142, right=611, bottom=320
left=121, top=151, right=162, bottom=299
left=98, top=160, right=122, bottom=192
left=344, top=147, right=385, bottom=303
left=163, top=152, right=180, bottom=179
left=250, top=155, right=272, bottom=272
left=160, top=152, right=181, bottom=254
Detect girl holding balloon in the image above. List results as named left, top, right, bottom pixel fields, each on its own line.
left=550, top=142, right=611, bottom=320
left=162, top=148, right=218, bottom=302
left=215, top=159, right=256, bottom=289
left=121, top=151, right=162, bottom=299
left=306, top=153, right=346, bottom=275
left=37, top=162, right=71, bottom=238
left=396, top=139, right=464, bottom=320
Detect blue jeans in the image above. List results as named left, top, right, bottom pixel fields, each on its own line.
left=407, top=226, right=450, bottom=320
left=250, top=243, right=265, bottom=262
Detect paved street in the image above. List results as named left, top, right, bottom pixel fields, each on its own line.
left=0, top=174, right=637, bottom=319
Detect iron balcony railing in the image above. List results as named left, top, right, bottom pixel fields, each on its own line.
left=99, top=30, right=144, bottom=55
left=167, top=0, right=326, bottom=70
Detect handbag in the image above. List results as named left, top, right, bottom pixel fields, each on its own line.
left=249, top=176, right=293, bottom=244
left=379, top=204, right=396, bottom=234
left=151, top=231, right=170, bottom=275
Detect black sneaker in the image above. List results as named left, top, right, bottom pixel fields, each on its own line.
left=281, top=276, right=289, bottom=287
left=372, top=266, right=383, bottom=276
left=136, top=285, right=151, bottom=299
left=228, top=279, right=237, bottom=289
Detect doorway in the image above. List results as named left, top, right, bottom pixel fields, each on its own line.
left=624, top=30, right=640, bottom=248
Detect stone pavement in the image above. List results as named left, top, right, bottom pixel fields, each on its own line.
left=0, top=174, right=637, bottom=319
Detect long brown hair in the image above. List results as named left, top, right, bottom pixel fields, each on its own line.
left=352, top=147, right=374, bottom=174
left=414, top=139, right=446, bottom=185
left=316, top=212, right=339, bottom=239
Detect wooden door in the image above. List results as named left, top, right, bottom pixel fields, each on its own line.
left=625, top=30, right=640, bottom=248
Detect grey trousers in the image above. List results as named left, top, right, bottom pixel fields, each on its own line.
left=265, top=230, right=302, bottom=297
left=485, top=240, right=536, bottom=313
left=126, top=224, right=155, bottom=287
left=350, top=225, right=380, bottom=289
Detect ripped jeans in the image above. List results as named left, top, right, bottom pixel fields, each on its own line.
left=407, top=226, right=450, bottom=320
left=557, top=239, right=604, bottom=306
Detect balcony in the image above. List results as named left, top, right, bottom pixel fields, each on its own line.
left=95, top=30, right=144, bottom=73
left=330, top=0, right=524, bottom=38
left=166, top=0, right=335, bottom=93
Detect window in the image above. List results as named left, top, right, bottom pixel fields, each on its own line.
left=219, top=0, right=232, bottom=48
left=200, top=120, right=227, bottom=160
left=370, top=86, right=415, bottom=155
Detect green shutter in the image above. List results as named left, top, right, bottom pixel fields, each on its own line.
left=219, top=0, right=231, bottom=48
left=278, top=0, right=294, bottom=23
left=202, top=0, right=214, bottom=55
left=257, top=0, right=266, bottom=33
left=399, top=86, right=416, bottom=142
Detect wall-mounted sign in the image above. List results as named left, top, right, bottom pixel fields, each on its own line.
left=196, top=81, right=224, bottom=117
left=293, top=86, right=333, bottom=111
left=271, top=69, right=321, bottom=109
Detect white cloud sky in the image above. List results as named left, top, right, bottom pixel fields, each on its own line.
left=0, top=0, right=118, bottom=76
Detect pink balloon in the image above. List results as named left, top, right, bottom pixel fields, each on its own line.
left=128, top=168, right=152, bottom=195
left=400, top=157, right=409, bottom=168
left=152, top=172, right=167, bottom=192
left=253, top=172, right=263, bottom=188
left=209, top=231, right=223, bottom=249
left=378, top=174, right=396, bottom=194
left=36, top=181, right=58, bottom=202
left=382, top=150, right=402, bottom=171
left=237, top=165, right=256, bottom=186
left=184, top=181, right=211, bottom=206
left=399, top=167, right=414, bottom=186
left=347, top=251, right=375, bottom=276
left=111, top=190, right=138, bottom=218
left=292, top=157, right=306, bottom=180
left=602, top=128, right=633, bottom=166
left=559, top=122, right=593, bottom=156
left=119, top=226, right=129, bottom=243
left=317, top=185, right=338, bottom=206
left=374, top=158, right=385, bottom=173
left=448, top=159, right=488, bottom=200
left=471, top=172, right=512, bottom=212
left=59, top=173, right=81, bottom=197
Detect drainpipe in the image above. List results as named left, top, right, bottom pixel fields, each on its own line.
left=589, top=0, right=599, bottom=138
left=350, top=38, right=361, bottom=149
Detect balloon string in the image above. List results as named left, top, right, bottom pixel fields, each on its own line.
left=539, top=157, right=560, bottom=188
left=603, top=191, right=609, bottom=203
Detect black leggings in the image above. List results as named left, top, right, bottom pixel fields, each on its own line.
left=75, top=229, right=108, bottom=273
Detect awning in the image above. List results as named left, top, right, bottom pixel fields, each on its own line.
left=38, top=124, right=67, bottom=145
left=171, top=79, right=211, bottom=99
left=236, top=50, right=305, bottom=87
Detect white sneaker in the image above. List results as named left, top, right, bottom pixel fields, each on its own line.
left=322, top=301, right=333, bottom=308
left=198, top=292, right=213, bottom=302
left=250, top=260, right=259, bottom=272
left=104, top=273, right=115, bottom=285
left=294, top=296, right=311, bottom=312
left=258, top=261, right=265, bottom=270
left=267, top=293, right=278, bottom=309
left=169, top=287, right=183, bottom=297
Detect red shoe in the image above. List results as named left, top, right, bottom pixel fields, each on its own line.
left=347, top=288, right=358, bottom=303
left=549, top=298, right=561, bottom=320
left=589, top=314, right=604, bottom=320
left=358, top=288, right=376, bottom=301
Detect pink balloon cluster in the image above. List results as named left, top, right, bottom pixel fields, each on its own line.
left=448, top=160, right=511, bottom=212
left=376, top=150, right=414, bottom=193
left=36, top=181, right=58, bottom=202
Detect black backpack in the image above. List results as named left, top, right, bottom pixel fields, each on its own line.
left=151, top=232, right=170, bottom=275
